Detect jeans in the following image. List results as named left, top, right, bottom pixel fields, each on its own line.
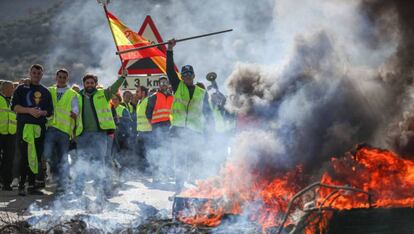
left=43, top=127, right=70, bottom=187
left=72, top=131, right=112, bottom=196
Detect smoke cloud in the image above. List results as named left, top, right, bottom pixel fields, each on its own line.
left=225, top=0, right=414, bottom=171
left=359, top=0, right=414, bottom=156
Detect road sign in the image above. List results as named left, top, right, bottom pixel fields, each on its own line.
left=138, top=15, right=167, bottom=53
left=122, top=75, right=165, bottom=91
left=118, top=15, right=166, bottom=77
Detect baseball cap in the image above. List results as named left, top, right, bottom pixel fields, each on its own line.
left=181, top=65, right=194, bottom=77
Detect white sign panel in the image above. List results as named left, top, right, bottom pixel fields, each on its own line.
left=122, top=75, right=164, bottom=90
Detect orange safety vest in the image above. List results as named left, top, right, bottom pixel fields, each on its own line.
left=151, top=92, right=173, bottom=124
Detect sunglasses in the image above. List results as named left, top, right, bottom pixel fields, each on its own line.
left=182, top=72, right=194, bottom=78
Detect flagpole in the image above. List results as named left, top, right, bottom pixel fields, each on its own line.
left=101, top=2, right=125, bottom=70
left=116, top=29, right=233, bottom=55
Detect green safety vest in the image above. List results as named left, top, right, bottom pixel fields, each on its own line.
left=77, top=89, right=116, bottom=135
left=136, top=97, right=152, bottom=132
left=0, top=95, right=16, bottom=135
left=171, top=81, right=206, bottom=133
left=125, top=103, right=135, bottom=114
left=116, top=105, right=127, bottom=118
left=210, top=102, right=235, bottom=133
left=48, top=87, right=79, bottom=137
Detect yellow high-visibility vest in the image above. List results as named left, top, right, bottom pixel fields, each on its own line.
left=125, top=103, right=135, bottom=113
left=210, top=102, right=235, bottom=133
left=77, top=89, right=116, bottom=135
left=0, top=95, right=16, bottom=135
left=23, top=124, right=41, bottom=174
left=116, top=105, right=127, bottom=118
left=48, top=87, right=78, bottom=137
left=136, top=97, right=152, bottom=132
left=171, top=81, right=205, bottom=133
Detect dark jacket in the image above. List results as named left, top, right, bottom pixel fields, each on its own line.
left=11, top=83, right=53, bottom=127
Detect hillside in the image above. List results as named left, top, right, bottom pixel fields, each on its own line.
left=0, top=1, right=66, bottom=83
left=0, top=0, right=55, bottom=23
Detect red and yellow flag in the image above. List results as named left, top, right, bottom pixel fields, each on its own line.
left=106, top=11, right=168, bottom=73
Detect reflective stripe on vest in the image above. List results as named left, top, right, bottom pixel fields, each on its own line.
left=77, top=89, right=116, bottom=134
left=151, top=92, right=173, bottom=124
left=48, top=87, right=78, bottom=136
left=136, top=97, right=152, bottom=132
left=0, top=95, right=16, bottom=135
left=171, top=81, right=205, bottom=132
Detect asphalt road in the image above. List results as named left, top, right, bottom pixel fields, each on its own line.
left=0, top=185, right=55, bottom=224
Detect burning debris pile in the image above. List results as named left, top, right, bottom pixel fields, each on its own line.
left=319, top=145, right=414, bottom=209
left=158, top=0, right=414, bottom=232
left=173, top=145, right=414, bottom=233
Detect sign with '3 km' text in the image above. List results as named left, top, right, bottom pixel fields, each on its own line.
left=122, top=75, right=165, bottom=90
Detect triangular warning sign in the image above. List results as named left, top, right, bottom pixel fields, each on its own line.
left=118, top=15, right=166, bottom=75
left=138, top=16, right=167, bottom=53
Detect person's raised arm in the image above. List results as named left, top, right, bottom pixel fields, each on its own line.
left=167, top=39, right=180, bottom=92
left=105, top=67, right=127, bottom=100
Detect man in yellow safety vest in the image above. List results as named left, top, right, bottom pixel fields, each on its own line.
left=43, top=69, right=79, bottom=193
left=135, top=85, right=151, bottom=171
left=0, top=81, right=17, bottom=191
left=73, top=69, right=126, bottom=197
left=166, top=39, right=214, bottom=192
left=111, top=93, right=132, bottom=156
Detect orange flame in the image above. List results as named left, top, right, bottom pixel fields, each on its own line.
left=177, top=145, right=414, bottom=233
left=318, top=146, right=414, bottom=209
left=306, top=146, right=414, bottom=233
left=177, top=202, right=224, bottom=227
left=178, top=163, right=305, bottom=230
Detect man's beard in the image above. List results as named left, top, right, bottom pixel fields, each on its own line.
left=85, top=87, right=96, bottom=93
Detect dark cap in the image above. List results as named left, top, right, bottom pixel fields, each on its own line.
left=181, top=65, right=194, bottom=77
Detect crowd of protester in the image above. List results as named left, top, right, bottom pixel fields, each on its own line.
left=0, top=39, right=235, bottom=197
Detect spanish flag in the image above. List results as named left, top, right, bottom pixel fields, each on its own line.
left=106, top=11, right=168, bottom=73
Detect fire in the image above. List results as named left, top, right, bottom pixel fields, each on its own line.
left=318, top=146, right=414, bottom=209
left=177, top=201, right=224, bottom=227
left=177, top=145, right=414, bottom=233
left=178, top=163, right=305, bottom=229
